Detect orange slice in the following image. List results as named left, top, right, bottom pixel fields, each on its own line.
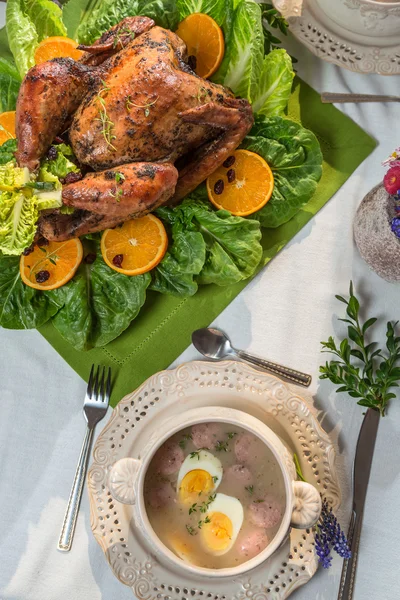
left=207, top=149, right=274, bottom=216
left=34, top=36, right=84, bottom=64
left=101, top=214, right=168, bottom=275
left=0, top=111, right=16, bottom=145
left=20, top=238, right=83, bottom=290
left=175, top=13, right=224, bottom=79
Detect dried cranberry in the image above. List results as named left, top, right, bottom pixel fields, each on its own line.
left=227, top=168, right=236, bottom=183
left=47, top=146, right=58, bottom=160
left=188, top=55, right=197, bottom=71
left=214, top=179, right=224, bottom=195
left=84, top=253, right=96, bottom=264
left=35, top=270, right=50, bottom=283
left=112, top=254, right=124, bottom=267
left=63, top=171, right=83, bottom=185
left=36, top=236, right=49, bottom=247
left=22, top=244, right=34, bottom=256
left=223, top=155, right=235, bottom=168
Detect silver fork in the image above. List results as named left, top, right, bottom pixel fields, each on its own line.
left=58, top=365, right=111, bottom=552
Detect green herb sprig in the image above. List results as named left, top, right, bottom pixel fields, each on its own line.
left=320, top=282, right=400, bottom=417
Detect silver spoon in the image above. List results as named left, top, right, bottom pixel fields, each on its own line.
left=192, top=328, right=312, bottom=387
left=321, top=92, right=400, bottom=104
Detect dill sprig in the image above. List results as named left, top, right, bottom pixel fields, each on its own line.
left=320, top=281, right=400, bottom=417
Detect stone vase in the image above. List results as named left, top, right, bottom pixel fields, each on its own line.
left=354, top=183, right=400, bottom=282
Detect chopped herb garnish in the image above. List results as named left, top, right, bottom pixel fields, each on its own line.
left=204, top=515, right=211, bottom=524
left=186, top=525, right=197, bottom=536
left=215, top=440, right=229, bottom=452
left=212, top=475, right=219, bottom=484
left=199, top=493, right=216, bottom=514
left=189, top=450, right=201, bottom=460
left=115, top=172, right=125, bottom=184
left=38, top=247, right=47, bottom=254
left=178, top=440, right=186, bottom=449
left=227, top=432, right=237, bottom=439
left=245, top=485, right=254, bottom=495
left=49, top=257, right=57, bottom=266
left=179, top=433, right=193, bottom=450
left=189, top=503, right=197, bottom=515
left=110, top=187, right=123, bottom=202
left=254, top=499, right=264, bottom=503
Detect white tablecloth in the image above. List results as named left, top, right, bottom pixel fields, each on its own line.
left=1, top=6, right=400, bottom=598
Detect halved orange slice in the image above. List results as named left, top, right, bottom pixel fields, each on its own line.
left=34, top=36, right=84, bottom=64
left=0, top=111, right=16, bottom=145
left=20, top=238, right=83, bottom=290
left=207, top=149, right=274, bottom=216
left=175, top=13, right=224, bottom=79
left=101, top=214, right=168, bottom=275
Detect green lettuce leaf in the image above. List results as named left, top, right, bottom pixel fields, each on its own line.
left=157, top=196, right=262, bottom=287
left=6, top=0, right=67, bottom=77
left=50, top=252, right=151, bottom=350
left=241, top=115, right=323, bottom=228
left=0, top=161, right=62, bottom=255
left=0, top=253, right=61, bottom=329
left=75, top=0, right=180, bottom=45
left=0, top=139, right=17, bottom=166
left=252, top=49, right=294, bottom=116
left=40, top=143, right=80, bottom=180
left=150, top=220, right=206, bottom=297
left=176, top=0, right=226, bottom=26
left=0, top=58, right=21, bottom=112
left=214, top=0, right=264, bottom=103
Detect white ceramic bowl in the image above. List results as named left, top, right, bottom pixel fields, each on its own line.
left=316, top=0, right=400, bottom=38
left=108, top=406, right=322, bottom=578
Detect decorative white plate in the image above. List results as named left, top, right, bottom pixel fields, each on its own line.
left=88, top=361, right=341, bottom=600
left=285, top=0, right=400, bottom=75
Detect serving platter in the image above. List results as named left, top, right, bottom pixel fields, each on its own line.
left=87, top=360, right=341, bottom=599
left=285, top=0, right=400, bottom=75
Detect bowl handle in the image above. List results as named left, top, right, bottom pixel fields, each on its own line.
left=290, top=481, right=322, bottom=529
left=108, top=457, right=141, bottom=505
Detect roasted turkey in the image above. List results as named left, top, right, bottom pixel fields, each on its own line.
left=15, top=16, right=254, bottom=240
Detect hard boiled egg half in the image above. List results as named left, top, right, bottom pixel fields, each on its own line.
left=177, top=450, right=223, bottom=504
left=200, top=493, right=244, bottom=556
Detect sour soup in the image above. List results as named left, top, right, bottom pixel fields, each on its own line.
left=144, top=422, right=286, bottom=569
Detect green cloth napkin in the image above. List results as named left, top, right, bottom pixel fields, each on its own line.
left=37, top=77, right=377, bottom=406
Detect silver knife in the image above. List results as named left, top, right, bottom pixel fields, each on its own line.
left=337, top=407, right=380, bottom=600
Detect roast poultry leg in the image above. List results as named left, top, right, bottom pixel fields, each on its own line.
left=38, top=161, right=178, bottom=241
left=61, top=162, right=178, bottom=218
left=173, top=98, right=254, bottom=201
left=16, top=58, right=96, bottom=171
left=78, top=16, right=155, bottom=66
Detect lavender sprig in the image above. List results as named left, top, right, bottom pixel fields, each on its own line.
left=315, top=499, right=351, bottom=568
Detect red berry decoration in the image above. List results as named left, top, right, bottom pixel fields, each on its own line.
left=383, top=166, right=400, bottom=195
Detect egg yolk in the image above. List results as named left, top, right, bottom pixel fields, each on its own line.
left=179, top=469, right=214, bottom=503
left=200, top=511, right=233, bottom=553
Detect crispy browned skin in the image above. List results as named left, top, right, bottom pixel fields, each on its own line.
left=78, top=16, right=155, bottom=66
left=38, top=210, right=125, bottom=241
left=62, top=162, right=178, bottom=217
left=40, top=162, right=177, bottom=241
left=15, top=59, right=96, bottom=171
left=16, top=17, right=254, bottom=239
left=69, top=24, right=253, bottom=198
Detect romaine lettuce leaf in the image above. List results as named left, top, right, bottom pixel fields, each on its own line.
left=150, top=223, right=206, bottom=297
left=75, top=0, right=180, bottom=45
left=40, top=143, right=80, bottom=180
left=252, top=49, right=294, bottom=116
left=0, top=161, right=62, bottom=255
left=50, top=252, right=151, bottom=350
left=0, top=58, right=21, bottom=112
left=157, top=195, right=262, bottom=287
left=241, top=115, right=323, bottom=227
left=176, top=0, right=226, bottom=26
left=0, top=139, right=17, bottom=166
left=6, top=0, right=67, bottom=76
left=214, top=0, right=264, bottom=103
left=0, top=253, right=61, bottom=329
